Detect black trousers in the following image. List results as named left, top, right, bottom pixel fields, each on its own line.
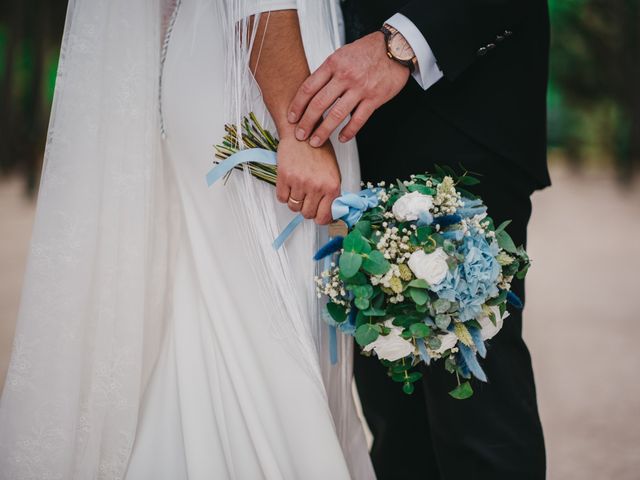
left=355, top=106, right=546, bottom=480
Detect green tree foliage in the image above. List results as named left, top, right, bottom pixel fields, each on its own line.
left=549, top=0, right=640, bottom=179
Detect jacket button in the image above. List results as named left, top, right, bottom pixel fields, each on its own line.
left=487, top=43, right=496, bottom=50
left=477, top=46, right=488, bottom=56
left=504, top=30, right=513, bottom=37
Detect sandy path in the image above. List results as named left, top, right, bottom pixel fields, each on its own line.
left=1, top=165, right=639, bottom=478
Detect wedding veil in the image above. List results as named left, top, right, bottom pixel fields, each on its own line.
left=0, top=0, right=370, bottom=478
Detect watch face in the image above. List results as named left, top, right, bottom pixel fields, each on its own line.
left=389, top=33, right=414, bottom=61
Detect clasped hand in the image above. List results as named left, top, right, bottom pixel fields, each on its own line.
left=287, top=31, right=410, bottom=148
left=276, top=32, right=410, bottom=224
left=276, top=135, right=341, bottom=225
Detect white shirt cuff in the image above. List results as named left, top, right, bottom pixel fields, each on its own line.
left=386, top=13, right=443, bottom=90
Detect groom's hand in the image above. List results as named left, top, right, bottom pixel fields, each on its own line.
left=287, top=32, right=410, bottom=147
left=276, top=134, right=341, bottom=225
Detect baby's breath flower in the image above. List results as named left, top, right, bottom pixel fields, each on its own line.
left=398, top=263, right=413, bottom=281
left=389, top=276, right=404, bottom=294
left=496, top=251, right=515, bottom=266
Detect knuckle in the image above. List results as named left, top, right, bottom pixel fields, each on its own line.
left=309, top=94, right=327, bottom=112
left=341, top=129, right=354, bottom=140
left=351, top=113, right=367, bottom=126
left=329, top=104, right=347, bottom=121
left=325, top=53, right=339, bottom=69
left=335, top=66, right=353, bottom=82
left=300, top=81, right=315, bottom=96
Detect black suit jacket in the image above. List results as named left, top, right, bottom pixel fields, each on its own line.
left=342, top=0, right=551, bottom=189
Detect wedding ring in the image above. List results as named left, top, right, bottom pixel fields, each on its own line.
left=288, top=196, right=303, bottom=205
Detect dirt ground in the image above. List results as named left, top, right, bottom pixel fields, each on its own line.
left=1, top=164, right=639, bottom=479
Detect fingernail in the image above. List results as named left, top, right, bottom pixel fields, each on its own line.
left=338, top=135, right=347, bottom=143
left=288, top=111, right=297, bottom=123
left=295, top=128, right=305, bottom=140
left=310, top=135, right=321, bottom=147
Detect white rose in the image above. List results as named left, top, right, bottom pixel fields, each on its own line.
left=363, top=320, right=415, bottom=362
left=478, top=306, right=509, bottom=340
left=392, top=191, right=434, bottom=222
left=407, top=247, right=449, bottom=286
left=434, top=332, right=458, bottom=355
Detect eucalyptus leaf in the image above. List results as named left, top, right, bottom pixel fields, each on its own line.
left=326, top=303, right=347, bottom=323
left=391, top=362, right=411, bottom=373
left=416, top=226, right=433, bottom=243
left=433, top=298, right=451, bottom=314
left=401, top=330, right=414, bottom=339
left=355, top=296, right=370, bottom=310
left=339, top=251, right=362, bottom=278
left=355, top=323, right=380, bottom=346
left=409, top=287, right=429, bottom=306
left=354, top=220, right=372, bottom=238
left=409, top=323, right=431, bottom=338
left=354, top=285, right=374, bottom=299
left=435, top=313, right=451, bottom=330
left=344, top=271, right=368, bottom=286
left=407, top=278, right=429, bottom=289
left=362, top=250, right=391, bottom=275
left=427, top=336, right=442, bottom=350
left=343, top=229, right=370, bottom=254
left=449, top=381, right=474, bottom=400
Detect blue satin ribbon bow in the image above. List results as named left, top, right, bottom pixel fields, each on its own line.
left=206, top=148, right=380, bottom=249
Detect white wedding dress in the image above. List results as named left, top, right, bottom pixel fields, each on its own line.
left=0, top=0, right=373, bottom=479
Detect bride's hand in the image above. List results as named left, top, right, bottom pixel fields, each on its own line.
left=275, top=135, right=341, bottom=225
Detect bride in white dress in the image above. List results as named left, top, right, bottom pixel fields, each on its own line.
left=0, top=0, right=374, bottom=479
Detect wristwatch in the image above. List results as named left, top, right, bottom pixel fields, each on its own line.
left=380, top=23, right=417, bottom=72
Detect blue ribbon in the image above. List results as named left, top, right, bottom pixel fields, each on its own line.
left=206, top=148, right=380, bottom=250
left=323, top=255, right=339, bottom=366
left=331, top=189, right=380, bottom=227
left=206, top=148, right=277, bottom=186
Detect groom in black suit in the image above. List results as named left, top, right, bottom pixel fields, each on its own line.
left=287, top=1, right=549, bottom=478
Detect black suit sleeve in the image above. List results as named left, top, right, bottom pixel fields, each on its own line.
left=399, top=0, right=536, bottom=81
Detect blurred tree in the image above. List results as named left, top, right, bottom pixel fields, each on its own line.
left=0, top=0, right=67, bottom=192
left=549, top=0, right=640, bottom=180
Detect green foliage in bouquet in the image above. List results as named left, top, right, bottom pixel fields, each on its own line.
left=316, top=168, right=531, bottom=399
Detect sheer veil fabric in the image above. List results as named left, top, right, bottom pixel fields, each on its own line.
left=0, top=0, right=373, bottom=479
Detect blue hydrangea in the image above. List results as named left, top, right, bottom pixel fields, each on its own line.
left=431, top=232, right=501, bottom=321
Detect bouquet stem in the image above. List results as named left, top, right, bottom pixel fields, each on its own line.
left=214, top=113, right=279, bottom=186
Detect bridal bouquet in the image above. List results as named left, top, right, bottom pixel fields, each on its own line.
left=210, top=115, right=530, bottom=399
left=312, top=171, right=530, bottom=399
